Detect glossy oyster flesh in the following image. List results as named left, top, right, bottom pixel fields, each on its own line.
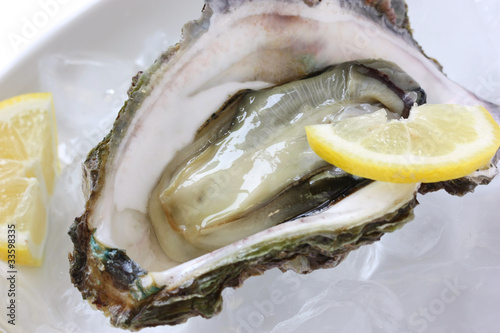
left=148, top=59, right=425, bottom=263
left=69, top=0, right=500, bottom=330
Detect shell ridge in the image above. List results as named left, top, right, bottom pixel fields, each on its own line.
left=67, top=0, right=499, bottom=329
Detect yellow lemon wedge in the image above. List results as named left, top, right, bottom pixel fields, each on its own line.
left=0, top=93, right=58, bottom=267
left=305, top=104, right=500, bottom=183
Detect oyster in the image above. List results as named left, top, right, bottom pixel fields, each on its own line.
left=69, top=0, right=499, bottom=330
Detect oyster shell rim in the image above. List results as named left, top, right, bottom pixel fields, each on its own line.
left=67, top=0, right=499, bottom=330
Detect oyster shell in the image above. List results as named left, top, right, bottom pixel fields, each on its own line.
left=68, top=0, right=499, bottom=330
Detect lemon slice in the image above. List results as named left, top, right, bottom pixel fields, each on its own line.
left=305, top=104, right=500, bottom=183
left=0, top=93, right=58, bottom=267
left=0, top=177, right=47, bottom=266
left=0, top=93, right=59, bottom=194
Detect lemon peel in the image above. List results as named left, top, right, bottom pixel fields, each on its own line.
left=306, top=104, right=500, bottom=183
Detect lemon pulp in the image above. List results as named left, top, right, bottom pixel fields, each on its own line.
left=0, top=93, right=58, bottom=267
left=306, top=104, right=500, bottom=183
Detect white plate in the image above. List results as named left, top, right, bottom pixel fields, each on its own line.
left=1, top=1, right=499, bottom=332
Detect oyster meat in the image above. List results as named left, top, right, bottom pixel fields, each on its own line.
left=69, top=0, right=500, bottom=330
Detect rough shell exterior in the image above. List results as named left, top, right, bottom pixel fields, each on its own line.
left=68, top=0, right=496, bottom=330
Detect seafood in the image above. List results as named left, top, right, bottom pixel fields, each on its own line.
left=69, top=0, right=499, bottom=330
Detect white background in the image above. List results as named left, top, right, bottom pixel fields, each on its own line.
left=0, top=0, right=93, bottom=74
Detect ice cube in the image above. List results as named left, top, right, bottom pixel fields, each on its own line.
left=38, top=53, right=136, bottom=166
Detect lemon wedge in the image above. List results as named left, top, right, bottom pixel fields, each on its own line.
left=0, top=93, right=58, bottom=267
left=305, top=104, right=500, bottom=183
